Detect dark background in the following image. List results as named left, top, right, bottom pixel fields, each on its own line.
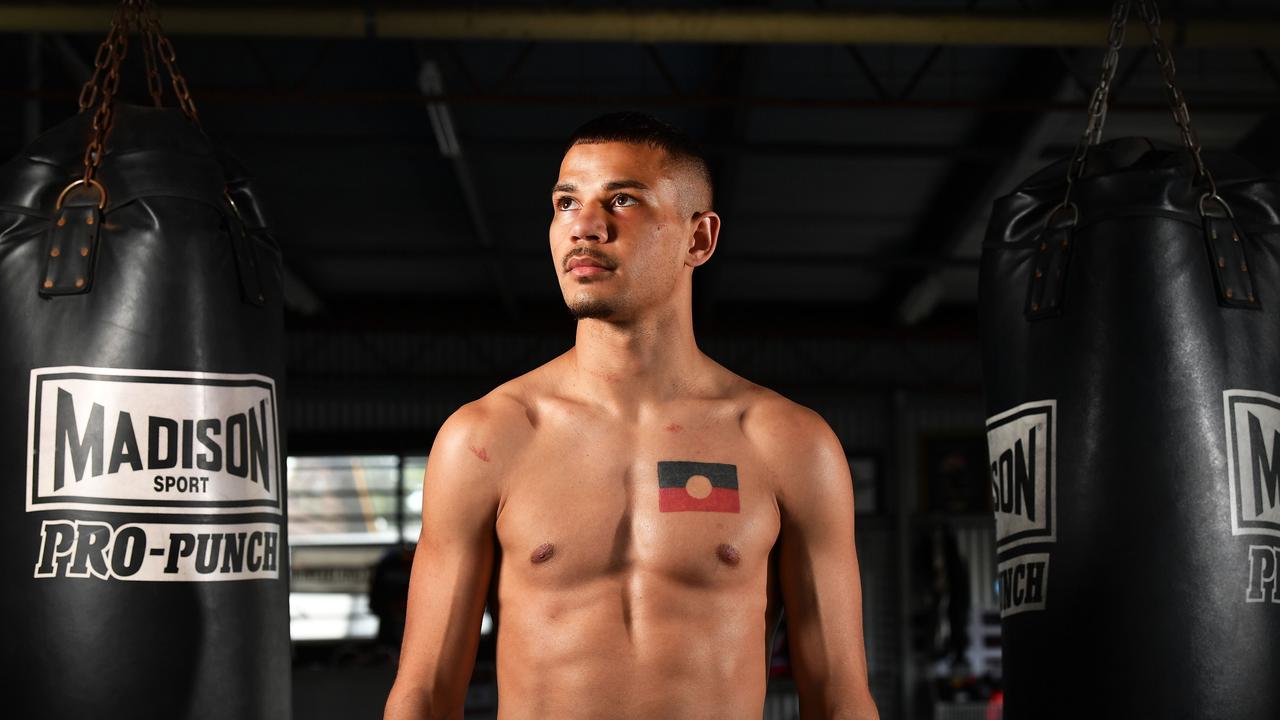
left=3, top=1, right=1279, bottom=718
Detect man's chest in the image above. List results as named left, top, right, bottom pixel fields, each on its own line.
left=493, top=416, right=781, bottom=588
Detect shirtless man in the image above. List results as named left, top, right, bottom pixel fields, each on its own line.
left=384, top=112, right=879, bottom=720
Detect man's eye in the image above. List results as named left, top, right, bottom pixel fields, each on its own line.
left=612, top=194, right=637, bottom=207
left=555, top=197, right=578, bottom=211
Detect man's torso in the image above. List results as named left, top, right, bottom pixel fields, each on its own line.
left=486, top=370, right=787, bottom=718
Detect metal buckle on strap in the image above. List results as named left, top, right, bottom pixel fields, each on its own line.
left=1201, top=193, right=1260, bottom=310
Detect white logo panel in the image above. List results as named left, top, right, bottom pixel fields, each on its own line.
left=986, top=400, right=1056, bottom=551
left=33, top=520, right=281, bottom=582
left=27, top=366, right=281, bottom=514
left=1225, top=390, right=1280, bottom=538
left=997, top=553, right=1050, bottom=618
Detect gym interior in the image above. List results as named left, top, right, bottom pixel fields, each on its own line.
left=2, top=2, right=1278, bottom=719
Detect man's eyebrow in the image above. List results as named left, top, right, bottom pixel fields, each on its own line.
left=604, top=179, right=651, bottom=192
left=551, top=179, right=652, bottom=194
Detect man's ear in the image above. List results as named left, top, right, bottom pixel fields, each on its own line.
left=686, top=211, right=720, bottom=268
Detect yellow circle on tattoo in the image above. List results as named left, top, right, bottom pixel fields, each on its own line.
left=685, top=474, right=712, bottom=499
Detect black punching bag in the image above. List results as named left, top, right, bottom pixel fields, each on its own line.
left=980, top=1, right=1279, bottom=717
left=0, top=6, right=290, bottom=719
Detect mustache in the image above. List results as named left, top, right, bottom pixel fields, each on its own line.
left=562, top=247, right=617, bottom=272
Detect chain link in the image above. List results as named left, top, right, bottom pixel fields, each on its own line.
left=139, top=0, right=202, bottom=127
left=1134, top=0, right=1216, bottom=195
left=80, top=2, right=131, bottom=185
left=76, top=10, right=123, bottom=113
left=137, top=4, right=165, bottom=108
left=73, top=0, right=207, bottom=190
left=1062, top=0, right=1131, bottom=207
left=1059, top=0, right=1216, bottom=213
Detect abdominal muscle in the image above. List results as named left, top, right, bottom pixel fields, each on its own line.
left=493, top=571, right=771, bottom=720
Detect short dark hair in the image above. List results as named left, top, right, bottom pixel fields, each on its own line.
left=566, top=111, right=714, bottom=211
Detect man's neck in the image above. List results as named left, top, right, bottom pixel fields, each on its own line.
left=569, top=305, right=704, bottom=414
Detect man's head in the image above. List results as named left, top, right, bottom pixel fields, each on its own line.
left=550, top=112, right=719, bottom=322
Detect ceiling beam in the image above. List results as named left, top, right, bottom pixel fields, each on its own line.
left=416, top=54, right=523, bottom=323
left=3, top=6, right=1280, bottom=48
left=4, top=86, right=1275, bottom=116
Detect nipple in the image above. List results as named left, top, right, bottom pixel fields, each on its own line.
left=530, top=542, right=555, bottom=564
left=716, top=543, right=740, bottom=566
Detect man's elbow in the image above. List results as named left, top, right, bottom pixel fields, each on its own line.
left=384, top=682, right=456, bottom=720
left=813, top=700, right=879, bottom=720
left=836, top=690, right=880, bottom=720
left=839, top=695, right=881, bottom=720
left=798, top=686, right=880, bottom=720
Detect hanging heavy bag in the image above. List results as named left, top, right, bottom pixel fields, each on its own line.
left=980, top=1, right=1280, bottom=717
left=0, top=2, right=290, bottom=719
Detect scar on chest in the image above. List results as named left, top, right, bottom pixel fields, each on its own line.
left=530, top=542, right=555, bottom=564
left=716, top=543, right=741, bottom=566
left=663, top=422, right=683, bottom=433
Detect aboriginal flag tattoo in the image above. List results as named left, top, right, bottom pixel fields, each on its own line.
left=657, top=461, right=740, bottom=513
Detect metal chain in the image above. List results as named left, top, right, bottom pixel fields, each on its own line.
left=75, top=4, right=127, bottom=113
left=1134, top=0, right=1216, bottom=195
left=1062, top=0, right=1131, bottom=206
left=137, top=3, right=165, bottom=108
left=80, top=3, right=131, bottom=185
left=138, top=0, right=202, bottom=127
left=75, top=0, right=208, bottom=189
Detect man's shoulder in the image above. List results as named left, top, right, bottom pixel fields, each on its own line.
left=732, top=380, right=839, bottom=457
left=439, top=386, right=536, bottom=457
left=434, top=357, right=563, bottom=458
left=727, top=377, right=849, bottom=503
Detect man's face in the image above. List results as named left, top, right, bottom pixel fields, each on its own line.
left=549, top=141, right=698, bottom=321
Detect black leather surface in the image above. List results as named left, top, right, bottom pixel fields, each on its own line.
left=0, top=103, right=290, bottom=720
left=981, top=137, right=1280, bottom=719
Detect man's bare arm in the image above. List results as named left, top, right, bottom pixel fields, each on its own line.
left=384, top=400, right=513, bottom=720
left=771, top=407, right=879, bottom=720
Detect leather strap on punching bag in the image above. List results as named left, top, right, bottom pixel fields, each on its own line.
left=0, top=3, right=290, bottom=718
left=981, top=1, right=1280, bottom=717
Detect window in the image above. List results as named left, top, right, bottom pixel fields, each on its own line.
left=288, top=454, right=425, bottom=543
left=286, top=454, right=426, bottom=642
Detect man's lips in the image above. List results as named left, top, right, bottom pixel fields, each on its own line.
left=566, top=255, right=614, bottom=276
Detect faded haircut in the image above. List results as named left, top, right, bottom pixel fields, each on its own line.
left=566, top=111, right=714, bottom=213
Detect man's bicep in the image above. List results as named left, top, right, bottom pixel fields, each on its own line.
left=776, top=419, right=877, bottom=717
left=387, top=405, right=504, bottom=717
left=419, top=416, right=502, bottom=546
left=777, top=438, right=859, bottom=660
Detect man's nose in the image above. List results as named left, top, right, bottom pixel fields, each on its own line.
left=570, top=204, right=609, bottom=243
